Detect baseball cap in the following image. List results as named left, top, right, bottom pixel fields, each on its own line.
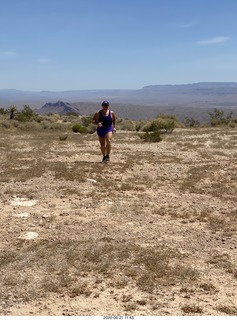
left=102, top=100, right=109, bottom=107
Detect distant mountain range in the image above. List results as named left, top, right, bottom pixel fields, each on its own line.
left=1, top=82, right=237, bottom=122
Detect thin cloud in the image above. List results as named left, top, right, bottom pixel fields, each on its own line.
left=196, top=36, right=230, bottom=45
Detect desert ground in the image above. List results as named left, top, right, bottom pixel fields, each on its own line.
left=0, top=126, right=237, bottom=316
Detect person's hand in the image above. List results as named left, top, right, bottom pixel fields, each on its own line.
left=113, top=128, right=117, bottom=133
left=97, top=122, right=103, bottom=127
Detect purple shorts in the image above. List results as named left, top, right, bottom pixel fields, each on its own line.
left=97, top=126, right=113, bottom=138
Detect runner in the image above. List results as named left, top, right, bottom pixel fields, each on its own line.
left=92, top=100, right=116, bottom=162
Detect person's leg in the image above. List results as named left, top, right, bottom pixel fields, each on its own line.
left=105, top=131, right=113, bottom=157
left=99, top=136, right=106, bottom=157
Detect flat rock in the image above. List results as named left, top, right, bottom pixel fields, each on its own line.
left=9, top=197, right=38, bottom=207
left=19, top=232, right=39, bottom=240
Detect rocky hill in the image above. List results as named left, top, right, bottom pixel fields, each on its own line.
left=36, top=101, right=81, bottom=115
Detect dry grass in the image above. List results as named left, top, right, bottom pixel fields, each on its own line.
left=181, top=304, right=203, bottom=314
left=0, top=126, right=237, bottom=315
left=0, top=239, right=198, bottom=308
left=216, top=306, right=237, bottom=315
left=207, top=252, right=234, bottom=272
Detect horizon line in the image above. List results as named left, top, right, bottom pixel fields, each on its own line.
left=1, top=81, right=237, bottom=92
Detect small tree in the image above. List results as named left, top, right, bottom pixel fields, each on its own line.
left=15, top=105, right=38, bottom=122
left=9, top=106, right=17, bottom=119
left=184, top=117, right=200, bottom=127
left=209, top=108, right=228, bottom=126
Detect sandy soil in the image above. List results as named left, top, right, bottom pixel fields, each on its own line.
left=0, top=127, right=237, bottom=316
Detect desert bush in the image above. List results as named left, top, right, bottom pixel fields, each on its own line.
left=209, top=108, right=236, bottom=126
left=35, top=115, right=46, bottom=123
left=181, top=304, right=203, bottom=314
left=140, top=131, right=162, bottom=142
left=0, top=121, right=11, bottom=129
left=15, top=105, right=38, bottom=122
left=141, top=115, right=177, bottom=133
left=17, top=121, right=41, bottom=131
left=72, top=123, right=88, bottom=133
left=81, top=115, right=93, bottom=127
left=211, top=118, right=226, bottom=126
left=0, top=108, right=5, bottom=114
left=35, top=115, right=49, bottom=123
left=199, top=282, right=217, bottom=293
left=59, top=134, right=68, bottom=141
left=117, top=119, right=136, bottom=131
left=158, top=113, right=181, bottom=127
left=184, top=117, right=200, bottom=127
left=66, top=112, right=79, bottom=117
left=87, top=123, right=97, bottom=134
left=216, top=306, right=237, bottom=315
left=228, top=121, right=237, bottom=128
left=135, top=120, right=147, bottom=132
left=45, top=123, right=67, bottom=130
left=48, top=114, right=62, bottom=122
left=207, top=252, right=233, bottom=272
left=141, top=120, right=155, bottom=132
left=40, top=121, right=51, bottom=129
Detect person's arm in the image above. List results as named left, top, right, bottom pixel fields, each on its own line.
left=111, top=111, right=116, bottom=132
left=92, top=112, right=99, bottom=125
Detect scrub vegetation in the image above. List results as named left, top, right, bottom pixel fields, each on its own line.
left=0, top=106, right=237, bottom=315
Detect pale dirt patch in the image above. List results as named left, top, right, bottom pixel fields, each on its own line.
left=0, top=128, right=237, bottom=316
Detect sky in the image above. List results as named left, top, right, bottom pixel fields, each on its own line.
left=1, top=0, right=237, bottom=91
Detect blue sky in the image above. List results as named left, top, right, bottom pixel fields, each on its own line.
left=1, top=0, right=237, bottom=91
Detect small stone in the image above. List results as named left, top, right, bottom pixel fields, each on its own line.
left=19, top=232, right=39, bottom=240
left=86, top=178, right=97, bottom=183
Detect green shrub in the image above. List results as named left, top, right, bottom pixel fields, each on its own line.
left=140, top=113, right=181, bottom=133
left=142, top=118, right=175, bottom=133
left=184, top=117, right=200, bottom=127
left=72, top=123, right=88, bottom=133
left=211, top=118, right=226, bottom=126
left=87, top=123, right=97, bottom=134
left=208, top=108, right=235, bottom=126
left=0, top=108, right=7, bottom=115
left=134, top=120, right=147, bottom=132
left=118, top=119, right=136, bottom=131
left=15, top=105, right=38, bottom=122
left=81, top=115, right=93, bottom=127
left=140, top=131, right=162, bottom=142
left=66, top=112, right=79, bottom=117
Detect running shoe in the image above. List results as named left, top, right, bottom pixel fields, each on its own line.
left=104, top=155, right=110, bottom=162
